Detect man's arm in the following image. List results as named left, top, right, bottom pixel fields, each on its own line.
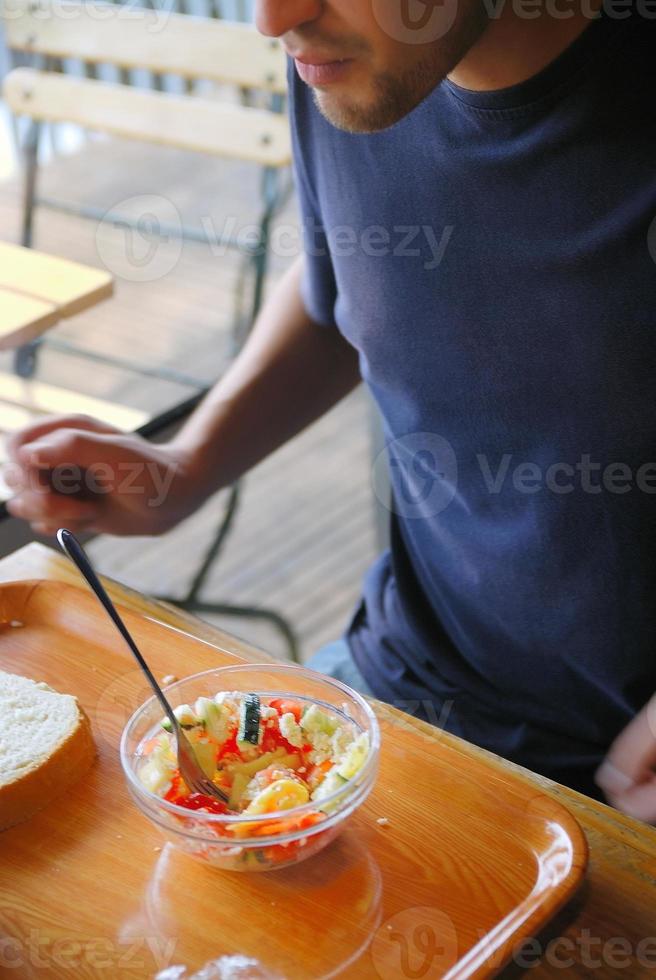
left=5, top=256, right=360, bottom=536
left=170, top=255, right=358, bottom=494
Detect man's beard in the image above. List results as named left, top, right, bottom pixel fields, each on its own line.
left=312, top=55, right=445, bottom=133
left=308, top=11, right=487, bottom=134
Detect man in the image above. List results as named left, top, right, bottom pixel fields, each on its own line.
left=5, top=1, right=656, bottom=819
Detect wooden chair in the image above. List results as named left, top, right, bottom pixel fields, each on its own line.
left=0, top=240, right=146, bottom=499
left=1, top=1, right=299, bottom=659
left=3, top=0, right=291, bottom=376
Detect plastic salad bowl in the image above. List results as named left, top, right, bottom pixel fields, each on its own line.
left=120, top=663, right=380, bottom=871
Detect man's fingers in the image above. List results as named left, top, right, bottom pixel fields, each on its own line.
left=6, top=414, right=121, bottom=461
left=2, top=460, right=28, bottom=492
left=607, top=776, right=656, bottom=825
left=15, top=428, right=124, bottom=475
left=595, top=759, right=635, bottom=797
left=596, top=696, right=656, bottom=825
left=6, top=489, right=99, bottom=525
left=600, top=698, right=656, bottom=787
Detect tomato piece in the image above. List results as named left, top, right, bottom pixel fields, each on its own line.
left=268, top=698, right=303, bottom=722
left=174, top=793, right=229, bottom=815
left=165, top=773, right=230, bottom=815
left=250, top=810, right=325, bottom=838
left=260, top=725, right=300, bottom=756
left=164, top=773, right=185, bottom=803
left=262, top=843, right=297, bottom=863
left=217, top=731, right=240, bottom=761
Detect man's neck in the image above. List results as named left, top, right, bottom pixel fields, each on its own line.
left=448, top=0, right=602, bottom=91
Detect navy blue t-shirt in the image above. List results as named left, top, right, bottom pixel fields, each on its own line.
left=289, top=9, right=656, bottom=796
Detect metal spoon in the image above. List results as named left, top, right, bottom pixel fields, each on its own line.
left=57, top=528, right=229, bottom=805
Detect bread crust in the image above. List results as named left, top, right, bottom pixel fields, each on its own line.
left=0, top=707, right=96, bottom=831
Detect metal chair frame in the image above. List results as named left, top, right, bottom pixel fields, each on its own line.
left=4, top=28, right=300, bottom=661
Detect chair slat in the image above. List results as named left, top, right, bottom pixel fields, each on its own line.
left=0, top=403, right=40, bottom=437
left=4, top=69, right=292, bottom=167
left=0, top=243, right=113, bottom=319
left=3, top=0, right=288, bottom=94
left=0, top=287, right=59, bottom=351
left=0, top=373, right=150, bottom=431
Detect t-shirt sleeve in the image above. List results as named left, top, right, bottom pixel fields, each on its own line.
left=287, top=64, right=338, bottom=328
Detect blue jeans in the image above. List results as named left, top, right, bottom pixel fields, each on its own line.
left=307, top=640, right=373, bottom=697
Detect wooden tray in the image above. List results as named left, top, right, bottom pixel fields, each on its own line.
left=0, top=580, right=588, bottom=979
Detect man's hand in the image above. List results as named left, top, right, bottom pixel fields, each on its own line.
left=595, top=696, right=656, bottom=824
left=3, top=415, right=197, bottom=537
left=2, top=259, right=359, bottom=540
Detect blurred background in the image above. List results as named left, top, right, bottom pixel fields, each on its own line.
left=0, top=1, right=382, bottom=663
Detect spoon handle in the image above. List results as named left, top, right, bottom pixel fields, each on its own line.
left=57, top=528, right=177, bottom=729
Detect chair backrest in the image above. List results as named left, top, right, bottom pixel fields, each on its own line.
left=3, top=0, right=287, bottom=93
left=2, top=0, right=291, bottom=167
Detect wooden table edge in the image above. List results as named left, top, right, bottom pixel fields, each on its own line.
left=0, top=543, right=650, bottom=844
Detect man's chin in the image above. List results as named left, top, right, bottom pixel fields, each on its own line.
left=310, top=58, right=448, bottom=134
left=312, top=88, right=403, bottom=135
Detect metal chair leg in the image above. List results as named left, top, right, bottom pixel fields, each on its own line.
left=154, top=484, right=300, bottom=662
left=21, top=117, right=40, bottom=248
left=175, top=598, right=300, bottom=664
left=14, top=118, right=43, bottom=378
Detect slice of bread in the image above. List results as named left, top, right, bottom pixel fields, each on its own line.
left=0, top=670, right=95, bottom=831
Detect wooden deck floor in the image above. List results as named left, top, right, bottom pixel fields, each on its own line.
left=0, top=137, right=379, bottom=661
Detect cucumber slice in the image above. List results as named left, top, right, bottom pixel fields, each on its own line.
left=336, top=732, right=370, bottom=780
left=311, top=769, right=348, bottom=806
left=195, top=696, right=229, bottom=743
left=228, top=747, right=286, bottom=779
left=139, top=759, right=174, bottom=795
left=237, top=694, right=261, bottom=745
left=300, top=704, right=338, bottom=736
left=228, top=771, right=250, bottom=810
left=188, top=737, right=218, bottom=779
left=159, top=703, right=198, bottom=732
left=175, top=703, right=200, bottom=729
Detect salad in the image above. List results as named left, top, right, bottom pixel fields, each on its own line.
left=137, top=691, right=370, bottom=833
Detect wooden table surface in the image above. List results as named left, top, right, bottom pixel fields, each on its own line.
left=0, top=241, right=113, bottom=351
left=0, top=543, right=654, bottom=979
